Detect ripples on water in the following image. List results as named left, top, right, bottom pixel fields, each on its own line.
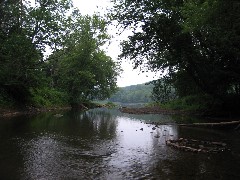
left=0, top=108, right=239, bottom=179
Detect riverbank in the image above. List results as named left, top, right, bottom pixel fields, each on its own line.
left=0, top=102, right=115, bottom=118
left=119, top=106, right=240, bottom=129
left=0, top=106, right=72, bottom=118
left=119, top=105, right=240, bottom=118
left=119, top=106, right=191, bottom=115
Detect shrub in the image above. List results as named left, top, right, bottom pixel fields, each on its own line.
left=159, top=94, right=216, bottom=112
left=30, top=87, right=68, bottom=107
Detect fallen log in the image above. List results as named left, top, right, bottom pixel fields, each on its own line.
left=166, top=138, right=228, bottom=153
left=179, top=120, right=240, bottom=129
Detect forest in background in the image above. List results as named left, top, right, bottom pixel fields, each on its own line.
left=108, top=83, right=153, bottom=103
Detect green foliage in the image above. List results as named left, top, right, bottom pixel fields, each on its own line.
left=109, top=84, right=153, bottom=103
left=110, top=0, right=240, bottom=113
left=0, top=0, right=72, bottom=105
left=0, top=1, right=120, bottom=108
left=163, top=95, right=212, bottom=111
left=30, top=87, right=68, bottom=107
left=150, top=78, right=176, bottom=103
left=47, top=13, right=119, bottom=105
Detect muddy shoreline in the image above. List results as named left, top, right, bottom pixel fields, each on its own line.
left=119, top=106, right=240, bottom=129
left=119, top=106, right=240, bottom=118
left=0, top=106, right=72, bottom=118
left=0, top=103, right=107, bottom=118
left=119, top=106, right=192, bottom=115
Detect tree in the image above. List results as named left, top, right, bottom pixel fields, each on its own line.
left=0, top=0, right=72, bottom=104
left=47, top=12, right=119, bottom=105
left=150, top=78, right=176, bottom=103
left=0, top=0, right=120, bottom=107
left=110, top=0, right=240, bottom=111
left=180, top=0, right=240, bottom=98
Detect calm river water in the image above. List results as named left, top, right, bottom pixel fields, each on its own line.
left=0, top=108, right=240, bottom=179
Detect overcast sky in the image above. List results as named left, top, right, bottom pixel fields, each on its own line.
left=72, top=0, right=159, bottom=87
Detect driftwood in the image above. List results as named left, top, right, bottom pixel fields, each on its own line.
left=179, top=120, right=240, bottom=129
left=166, top=138, right=228, bottom=153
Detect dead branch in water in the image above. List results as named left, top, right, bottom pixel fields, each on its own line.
left=179, top=120, right=240, bottom=129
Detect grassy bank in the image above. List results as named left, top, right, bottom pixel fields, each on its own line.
left=148, top=94, right=240, bottom=118
left=0, top=87, right=104, bottom=118
left=147, top=94, right=224, bottom=116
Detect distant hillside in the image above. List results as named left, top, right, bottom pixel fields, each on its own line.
left=108, top=83, right=153, bottom=103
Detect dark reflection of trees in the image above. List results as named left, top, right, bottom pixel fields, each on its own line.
left=26, top=108, right=117, bottom=140
left=86, top=109, right=117, bottom=139
left=0, top=116, right=28, bottom=179
left=0, top=109, right=119, bottom=179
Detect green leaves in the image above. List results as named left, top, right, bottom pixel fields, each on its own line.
left=0, top=0, right=71, bottom=104
left=25, top=0, right=73, bottom=50
left=47, top=13, right=119, bottom=104
left=0, top=0, right=119, bottom=107
left=110, top=0, right=240, bottom=112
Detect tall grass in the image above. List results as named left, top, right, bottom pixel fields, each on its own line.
left=151, top=94, right=220, bottom=112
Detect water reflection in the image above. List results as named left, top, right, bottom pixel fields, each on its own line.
left=18, top=108, right=179, bottom=179
left=0, top=108, right=239, bottom=179
left=19, top=109, right=120, bottom=179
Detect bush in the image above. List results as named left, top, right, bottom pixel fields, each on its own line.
left=159, top=94, right=216, bottom=112
left=30, top=87, right=68, bottom=107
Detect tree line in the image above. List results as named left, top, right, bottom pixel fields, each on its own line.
left=108, top=83, right=153, bottom=103
left=1, top=0, right=239, bottom=114
left=110, top=0, right=240, bottom=115
left=0, top=0, right=119, bottom=107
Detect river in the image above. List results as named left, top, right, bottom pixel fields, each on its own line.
left=0, top=108, right=239, bottom=179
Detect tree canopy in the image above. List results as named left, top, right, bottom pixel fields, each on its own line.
left=110, top=0, right=240, bottom=113
left=48, top=12, right=119, bottom=104
left=0, top=0, right=119, bottom=107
